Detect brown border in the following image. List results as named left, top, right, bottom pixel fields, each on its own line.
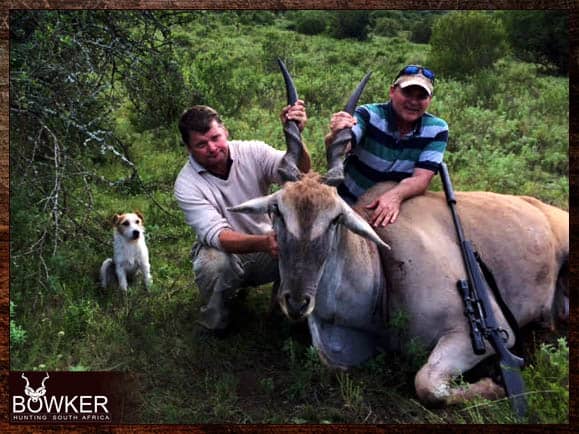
left=0, top=1, right=576, bottom=432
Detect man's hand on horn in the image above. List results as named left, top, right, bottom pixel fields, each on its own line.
left=280, top=99, right=307, bottom=132
left=325, top=111, right=357, bottom=148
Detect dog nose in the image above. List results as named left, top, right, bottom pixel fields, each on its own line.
left=132, top=230, right=140, bottom=239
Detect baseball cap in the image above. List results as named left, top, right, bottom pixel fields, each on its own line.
left=393, top=65, right=435, bottom=96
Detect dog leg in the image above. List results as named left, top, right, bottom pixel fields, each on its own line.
left=115, top=264, right=128, bottom=292
left=143, top=263, right=152, bottom=290
left=140, top=247, right=152, bottom=290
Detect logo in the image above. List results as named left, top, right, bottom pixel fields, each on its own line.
left=22, top=372, right=49, bottom=402
left=11, top=372, right=114, bottom=424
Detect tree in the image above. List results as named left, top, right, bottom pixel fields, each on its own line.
left=498, top=11, right=568, bottom=74
left=428, top=12, right=509, bottom=79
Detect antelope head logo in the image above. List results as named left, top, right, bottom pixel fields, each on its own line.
left=21, top=372, right=49, bottom=402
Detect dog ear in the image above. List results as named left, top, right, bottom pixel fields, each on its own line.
left=135, top=210, right=144, bottom=224
left=112, top=214, right=122, bottom=226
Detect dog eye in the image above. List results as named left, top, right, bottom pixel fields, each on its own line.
left=122, top=221, right=130, bottom=226
left=135, top=220, right=140, bottom=225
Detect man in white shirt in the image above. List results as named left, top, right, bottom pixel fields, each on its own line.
left=174, top=103, right=310, bottom=332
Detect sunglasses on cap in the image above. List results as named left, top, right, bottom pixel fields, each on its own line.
left=395, top=65, right=435, bottom=83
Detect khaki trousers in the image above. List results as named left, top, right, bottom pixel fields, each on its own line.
left=191, top=243, right=279, bottom=330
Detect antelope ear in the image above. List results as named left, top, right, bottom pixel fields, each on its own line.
left=339, top=201, right=391, bottom=250
left=228, top=192, right=280, bottom=215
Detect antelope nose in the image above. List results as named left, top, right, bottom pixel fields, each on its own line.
left=284, top=293, right=312, bottom=318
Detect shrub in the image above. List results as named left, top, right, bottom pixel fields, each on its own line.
left=10, top=301, right=27, bottom=346
left=328, top=11, right=371, bottom=41
left=498, top=11, right=568, bottom=74
left=125, top=54, right=189, bottom=131
left=293, top=11, right=328, bottom=36
left=409, top=15, right=435, bottom=43
left=372, top=17, right=402, bottom=37
left=235, top=11, right=276, bottom=26
left=428, top=11, right=509, bottom=79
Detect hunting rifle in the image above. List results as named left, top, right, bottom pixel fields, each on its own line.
left=439, top=162, right=527, bottom=419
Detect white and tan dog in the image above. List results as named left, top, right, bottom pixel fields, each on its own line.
left=100, top=211, right=152, bottom=292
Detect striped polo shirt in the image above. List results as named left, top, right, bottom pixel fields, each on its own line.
left=338, top=102, right=448, bottom=204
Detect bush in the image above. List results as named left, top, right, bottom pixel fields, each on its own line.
left=409, top=16, right=435, bottom=43
left=293, top=11, right=328, bottom=36
left=428, top=11, right=509, bottom=79
left=125, top=54, right=190, bottom=131
left=328, top=11, right=371, bottom=41
left=10, top=302, right=27, bottom=346
left=498, top=11, right=568, bottom=74
left=372, top=17, right=402, bottom=37
left=235, top=11, right=276, bottom=26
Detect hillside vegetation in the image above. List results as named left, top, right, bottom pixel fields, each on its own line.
left=10, top=11, right=568, bottom=424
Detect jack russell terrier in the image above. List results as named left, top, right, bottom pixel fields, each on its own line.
left=100, top=211, right=152, bottom=292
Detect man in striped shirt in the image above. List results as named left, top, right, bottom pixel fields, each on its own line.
left=325, top=65, right=448, bottom=227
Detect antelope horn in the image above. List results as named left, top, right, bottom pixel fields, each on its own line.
left=277, top=58, right=304, bottom=183
left=324, top=71, right=372, bottom=187
left=21, top=373, right=30, bottom=389
left=278, top=57, right=298, bottom=106
left=41, top=372, right=50, bottom=388
left=339, top=199, right=390, bottom=251
left=344, top=71, right=372, bottom=115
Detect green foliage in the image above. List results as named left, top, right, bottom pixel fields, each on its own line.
left=524, top=337, right=569, bottom=423
left=282, top=339, right=329, bottom=402
left=389, top=309, right=410, bottom=332
left=10, top=302, right=27, bottom=345
left=458, top=337, right=569, bottom=424
left=409, top=15, right=436, bottom=44
left=429, top=11, right=509, bottom=78
left=372, top=16, right=403, bottom=38
left=498, top=11, right=568, bottom=74
left=290, top=10, right=371, bottom=41
left=336, top=372, right=364, bottom=411
left=204, top=372, right=239, bottom=420
left=125, top=53, right=189, bottom=131
left=293, top=11, right=329, bottom=36
left=233, top=11, right=277, bottom=26
left=328, top=11, right=371, bottom=41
